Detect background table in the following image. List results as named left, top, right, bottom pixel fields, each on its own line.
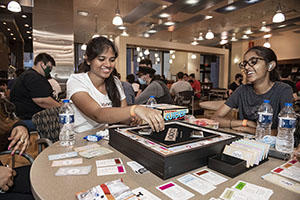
left=30, top=129, right=299, bottom=200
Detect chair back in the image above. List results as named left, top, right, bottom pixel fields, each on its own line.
left=32, top=107, right=60, bottom=143
left=176, top=90, right=194, bottom=115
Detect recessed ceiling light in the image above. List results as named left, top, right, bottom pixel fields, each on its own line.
left=205, top=15, right=213, bottom=20
left=26, top=31, right=31, bottom=34
left=277, top=24, right=287, bottom=28
left=164, top=21, right=175, bottom=26
left=263, top=34, right=272, bottom=38
left=159, top=13, right=170, bottom=18
left=3, top=22, right=6, bottom=25
left=10, top=33, right=14, bottom=36
left=24, top=24, right=29, bottom=27
left=224, top=5, right=236, bottom=11
left=148, top=29, right=157, bottom=33
left=77, top=10, right=89, bottom=17
left=185, top=0, right=200, bottom=4
left=191, top=40, right=199, bottom=45
left=21, top=14, right=27, bottom=18
left=0, top=5, right=6, bottom=8
left=118, top=25, right=126, bottom=30
left=28, top=36, right=32, bottom=39
left=13, top=37, right=16, bottom=40
left=7, top=28, right=11, bottom=31
left=244, top=28, right=253, bottom=34
left=241, top=34, right=249, bottom=39
left=245, top=0, right=260, bottom=4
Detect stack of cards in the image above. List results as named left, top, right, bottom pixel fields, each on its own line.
left=74, top=144, right=113, bottom=159
left=223, top=139, right=270, bottom=168
left=96, top=158, right=126, bottom=176
left=220, top=180, right=273, bottom=200
left=127, top=161, right=148, bottom=174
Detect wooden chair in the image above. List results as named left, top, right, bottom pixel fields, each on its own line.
left=32, top=107, right=61, bottom=154
left=176, top=90, right=194, bottom=115
left=0, top=150, right=34, bottom=167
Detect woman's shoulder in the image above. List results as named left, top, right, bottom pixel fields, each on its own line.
left=68, top=73, right=87, bottom=82
left=273, top=81, right=293, bottom=92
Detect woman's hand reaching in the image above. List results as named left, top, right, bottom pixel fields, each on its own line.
left=8, top=125, right=30, bottom=156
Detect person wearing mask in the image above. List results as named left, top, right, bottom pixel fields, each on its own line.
left=228, top=73, right=243, bottom=96
left=135, top=67, right=173, bottom=105
left=213, top=46, right=293, bottom=134
left=0, top=98, right=33, bottom=200
left=126, top=74, right=140, bottom=96
left=10, top=53, right=61, bottom=131
left=183, top=73, right=189, bottom=82
left=67, top=37, right=164, bottom=133
left=189, top=73, right=201, bottom=99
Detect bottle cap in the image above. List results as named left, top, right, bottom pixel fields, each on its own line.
left=63, top=99, right=70, bottom=103
left=150, top=96, right=155, bottom=98
left=284, top=103, right=292, bottom=107
left=263, top=99, right=270, bottom=103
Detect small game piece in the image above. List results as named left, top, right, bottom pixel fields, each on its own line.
left=164, top=128, right=178, bottom=141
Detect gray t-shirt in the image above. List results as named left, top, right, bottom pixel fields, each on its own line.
left=225, top=81, right=293, bottom=129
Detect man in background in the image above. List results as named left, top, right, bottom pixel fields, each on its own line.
left=170, top=72, right=193, bottom=104
left=228, top=73, right=243, bottom=96
left=10, top=53, right=61, bottom=131
left=189, top=73, right=201, bottom=99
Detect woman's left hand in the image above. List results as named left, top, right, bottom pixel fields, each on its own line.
left=8, top=126, right=30, bottom=156
left=129, top=116, right=143, bottom=126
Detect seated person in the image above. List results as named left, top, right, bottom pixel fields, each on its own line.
left=279, top=66, right=298, bottom=101
left=67, top=37, right=164, bottom=133
left=135, top=67, right=173, bottom=105
left=0, top=98, right=33, bottom=200
left=228, top=73, right=243, bottom=96
left=10, top=53, right=61, bottom=131
left=170, top=72, right=193, bottom=104
left=213, top=46, right=293, bottom=134
left=126, top=74, right=139, bottom=96
left=189, top=73, right=201, bottom=99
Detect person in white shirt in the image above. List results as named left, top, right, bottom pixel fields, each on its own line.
left=170, top=72, right=193, bottom=103
left=67, top=37, right=164, bottom=132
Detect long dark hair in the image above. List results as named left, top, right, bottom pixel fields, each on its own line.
left=83, top=37, right=121, bottom=107
left=245, top=46, right=279, bottom=82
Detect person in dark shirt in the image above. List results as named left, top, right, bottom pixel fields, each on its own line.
left=213, top=46, right=293, bottom=134
left=228, top=73, right=243, bottom=96
left=10, top=53, right=61, bottom=131
left=279, top=66, right=298, bottom=101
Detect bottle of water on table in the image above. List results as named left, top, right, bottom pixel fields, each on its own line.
left=276, top=103, right=296, bottom=154
left=146, top=96, right=157, bottom=108
left=59, top=99, right=75, bottom=146
left=255, top=99, right=273, bottom=141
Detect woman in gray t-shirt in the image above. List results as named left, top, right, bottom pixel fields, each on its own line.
left=213, top=46, right=293, bottom=134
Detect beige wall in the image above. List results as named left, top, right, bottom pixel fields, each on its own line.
left=169, top=52, right=188, bottom=77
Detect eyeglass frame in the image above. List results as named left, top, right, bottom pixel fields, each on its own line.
left=238, top=57, right=265, bottom=69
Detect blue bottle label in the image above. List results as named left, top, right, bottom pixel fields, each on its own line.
left=59, top=114, right=74, bottom=124
left=279, top=117, right=296, bottom=128
left=258, top=112, right=273, bottom=124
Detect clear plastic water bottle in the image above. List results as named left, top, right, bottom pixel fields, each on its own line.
left=255, top=99, right=273, bottom=141
left=276, top=103, right=296, bottom=153
left=146, top=96, right=157, bottom=108
left=59, top=99, right=75, bottom=146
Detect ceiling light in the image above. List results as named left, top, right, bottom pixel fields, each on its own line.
left=162, top=5, right=168, bottom=9
left=142, top=56, right=145, bottom=60
left=148, top=29, right=157, bottom=33
left=197, top=32, right=204, bottom=40
left=7, top=1, right=21, bottom=12
left=244, top=28, right=253, bottom=34
left=263, top=34, right=272, bottom=38
left=101, top=35, right=108, bottom=38
left=109, top=35, right=114, bottom=42
left=81, top=44, right=87, bottom=50
left=136, top=47, right=140, bottom=52
left=205, top=29, right=214, bottom=40
left=154, top=53, right=159, bottom=58
left=263, top=40, right=271, bottom=48
left=121, top=30, right=129, bottom=36
left=272, top=4, right=285, bottom=23
left=241, top=34, right=249, bottom=39
left=191, top=54, right=197, bottom=59
left=221, top=31, right=228, bottom=40
left=277, top=24, right=287, bottom=28
left=164, top=21, right=175, bottom=26
left=220, top=39, right=228, bottom=45
left=92, top=34, right=100, bottom=38
left=112, top=0, right=123, bottom=26
left=118, top=25, right=126, bottom=30
left=231, top=35, right=238, bottom=42
left=185, top=0, right=200, bottom=5
left=7, top=28, right=11, bottom=31
left=191, top=40, right=199, bottom=45
left=24, top=24, right=29, bottom=27
left=156, top=57, right=160, bottom=62
left=233, top=57, right=240, bottom=64
left=77, top=11, right=89, bottom=17
left=139, top=52, right=143, bottom=57
left=3, top=22, right=6, bottom=25
left=171, top=54, right=175, bottom=59
left=159, top=13, right=170, bottom=18
left=169, top=50, right=175, bottom=54
left=205, top=15, right=213, bottom=20
left=28, top=36, right=32, bottom=39
left=26, top=30, right=31, bottom=34
left=10, top=33, right=14, bottom=36
left=144, top=49, right=150, bottom=55
left=264, top=26, right=271, bottom=32
left=169, top=59, right=173, bottom=64
left=225, top=5, right=236, bottom=11
left=245, top=0, right=260, bottom=3
left=21, top=14, right=27, bottom=18
left=143, top=32, right=150, bottom=38
left=137, top=57, right=141, bottom=63
left=13, top=37, right=16, bottom=40
left=0, top=5, right=6, bottom=8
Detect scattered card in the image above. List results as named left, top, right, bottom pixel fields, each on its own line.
left=76, top=185, right=108, bottom=200
left=132, top=187, right=161, bottom=200
left=55, top=165, right=92, bottom=176
left=97, top=165, right=126, bottom=176
left=156, top=181, right=194, bottom=200
left=48, top=151, right=78, bottom=161
left=52, top=158, right=83, bottom=167
left=74, top=144, right=101, bottom=152
left=96, top=158, right=122, bottom=168
left=220, top=188, right=253, bottom=200
left=232, top=180, right=273, bottom=200
left=79, top=147, right=113, bottom=159
left=177, top=174, right=216, bottom=195
left=193, top=169, right=228, bottom=185
left=127, top=161, right=148, bottom=174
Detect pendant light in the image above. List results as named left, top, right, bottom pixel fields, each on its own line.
left=7, top=1, right=21, bottom=12
left=92, top=15, right=100, bottom=38
left=198, top=32, right=204, bottom=41
left=272, top=3, right=285, bottom=23
left=205, top=29, right=214, bottom=40
left=112, top=0, right=123, bottom=26
left=263, top=39, right=271, bottom=48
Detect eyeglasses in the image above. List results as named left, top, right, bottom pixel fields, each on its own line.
left=239, top=57, right=265, bottom=69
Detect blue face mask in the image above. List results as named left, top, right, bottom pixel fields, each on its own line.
left=138, top=77, right=146, bottom=85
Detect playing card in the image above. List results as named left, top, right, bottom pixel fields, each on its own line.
left=97, top=165, right=126, bottom=176
left=48, top=151, right=78, bottom=161
left=96, top=158, right=122, bottom=167
left=156, top=181, right=194, bottom=200
left=79, top=147, right=113, bottom=159
left=55, top=165, right=92, bottom=176
left=74, top=144, right=101, bottom=152
left=127, top=161, right=148, bottom=174
left=132, top=187, right=161, bottom=200
left=52, top=158, right=83, bottom=167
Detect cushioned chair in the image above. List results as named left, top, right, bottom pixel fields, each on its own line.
left=175, top=90, right=194, bottom=115
left=0, top=150, right=34, bottom=167
left=32, top=107, right=60, bottom=153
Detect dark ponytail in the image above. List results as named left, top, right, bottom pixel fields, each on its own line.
left=85, top=37, right=121, bottom=107
left=245, top=46, right=279, bottom=82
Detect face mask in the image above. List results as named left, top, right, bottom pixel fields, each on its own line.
left=138, top=77, right=146, bottom=85
left=43, top=65, right=52, bottom=78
